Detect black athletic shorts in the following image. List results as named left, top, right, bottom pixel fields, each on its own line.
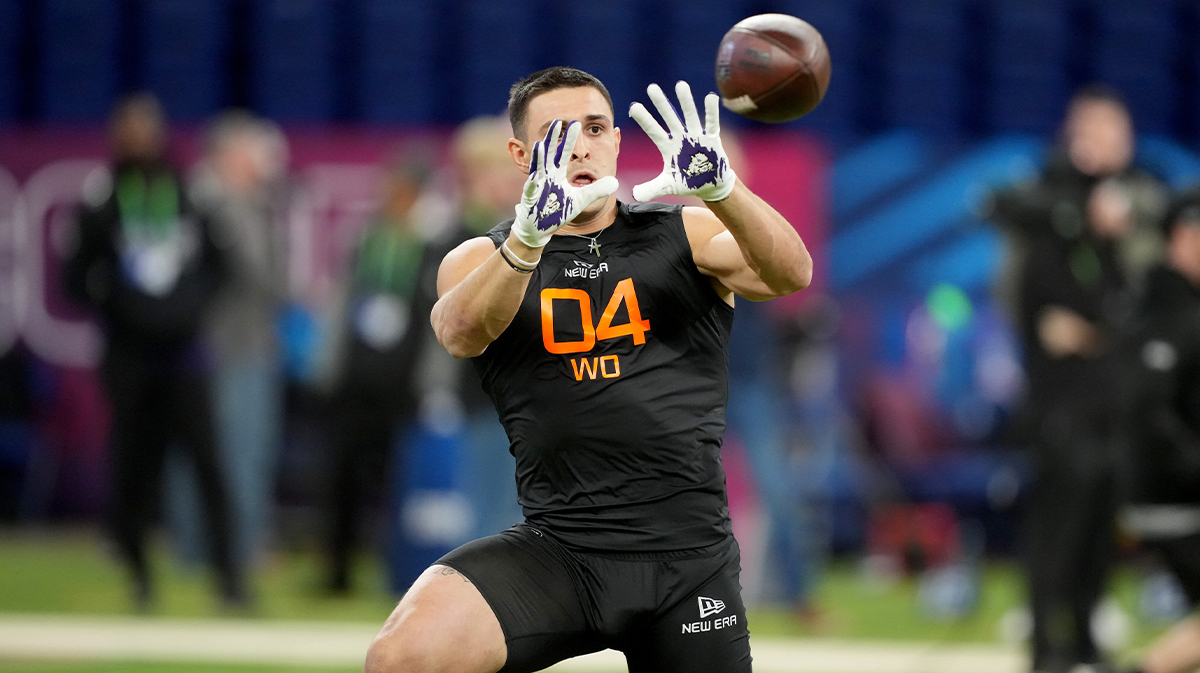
left=1152, top=533, right=1200, bottom=607
left=437, top=523, right=752, bottom=673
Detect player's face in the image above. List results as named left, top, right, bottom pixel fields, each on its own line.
left=512, top=86, right=620, bottom=220
left=1066, top=100, right=1133, bottom=177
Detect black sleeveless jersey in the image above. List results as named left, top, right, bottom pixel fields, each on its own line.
left=474, top=201, right=735, bottom=552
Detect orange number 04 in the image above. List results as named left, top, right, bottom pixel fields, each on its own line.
left=540, top=278, right=651, bottom=354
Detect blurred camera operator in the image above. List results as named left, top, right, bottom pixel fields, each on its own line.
left=986, top=85, right=1165, bottom=673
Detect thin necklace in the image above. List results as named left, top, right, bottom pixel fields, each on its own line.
left=560, top=227, right=605, bottom=257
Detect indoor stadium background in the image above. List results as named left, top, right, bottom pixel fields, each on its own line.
left=2, top=1, right=1200, bottom=672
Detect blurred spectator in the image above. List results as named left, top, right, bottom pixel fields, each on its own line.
left=988, top=86, right=1151, bottom=673
left=61, top=93, right=243, bottom=608
left=448, top=116, right=525, bottom=540
left=990, top=85, right=1166, bottom=312
left=323, top=153, right=437, bottom=594
left=165, top=111, right=289, bottom=568
left=1122, top=190, right=1200, bottom=673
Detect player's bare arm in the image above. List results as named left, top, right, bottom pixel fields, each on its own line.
left=630, top=81, right=813, bottom=302
left=431, top=236, right=539, bottom=358
left=685, top=184, right=812, bottom=301
left=431, top=118, right=618, bottom=358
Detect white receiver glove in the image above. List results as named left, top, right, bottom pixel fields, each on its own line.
left=629, top=81, right=737, bottom=203
left=511, top=119, right=619, bottom=248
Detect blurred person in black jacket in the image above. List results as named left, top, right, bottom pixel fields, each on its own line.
left=324, top=155, right=438, bottom=594
left=1122, top=191, right=1200, bottom=673
left=62, top=93, right=243, bottom=608
left=448, top=116, right=526, bottom=540
left=990, top=86, right=1166, bottom=306
left=988, top=86, right=1150, bottom=673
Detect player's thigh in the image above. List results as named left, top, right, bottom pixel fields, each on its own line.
left=366, top=564, right=506, bottom=673
left=625, top=549, right=751, bottom=673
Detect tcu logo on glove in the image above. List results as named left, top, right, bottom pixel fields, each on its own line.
left=683, top=149, right=717, bottom=181
left=629, top=81, right=736, bottom=203
left=538, top=191, right=563, bottom=223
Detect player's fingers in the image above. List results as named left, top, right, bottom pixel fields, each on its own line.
left=521, top=171, right=539, bottom=200
left=576, top=175, right=619, bottom=205
left=557, top=121, right=581, bottom=170
left=628, top=102, right=670, bottom=147
left=704, top=92, right=721, bottom=137
left=647, top=84, right=685, bottom=138
left=632, top=174, right=672, bottom=202
left=676, top=81, right=702, bottom=134
left=526, top=142, right=539, bottom=176
left=541, top=120, right=562, bottom=174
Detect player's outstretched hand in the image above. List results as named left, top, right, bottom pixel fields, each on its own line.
left=629, top=81, right=737, bottom=203
left=511, top=119, right=619, bottom=248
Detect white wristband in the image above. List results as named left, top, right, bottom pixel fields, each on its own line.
left=502, top=240, right=539, bottom=269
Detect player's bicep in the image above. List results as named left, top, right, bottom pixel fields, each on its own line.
left=683, top=207, right=776, bottom=301
left=436, top=237, right=499, bottom=297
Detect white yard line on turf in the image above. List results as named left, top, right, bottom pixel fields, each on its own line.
left=0, top=614, right=1025, bottom=673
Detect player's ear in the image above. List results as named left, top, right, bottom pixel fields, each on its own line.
left=508, top=137, right=530, bottom=172
left=613, top=126, right=621, bottom=155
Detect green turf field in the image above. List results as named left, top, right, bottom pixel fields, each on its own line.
left=0, top=527, right=1174, bottom=672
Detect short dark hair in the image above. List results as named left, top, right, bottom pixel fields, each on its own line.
left=1068, top=83, right=1129, bottom=115
left=507, top=67, right=613, bottom=140
left=1161, top=188, right=1200, bottom=237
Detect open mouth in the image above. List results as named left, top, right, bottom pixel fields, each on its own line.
left=570, top=171, right=596, bottom=187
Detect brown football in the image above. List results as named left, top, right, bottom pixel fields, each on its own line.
left=715, top=14, right=831, bottom=123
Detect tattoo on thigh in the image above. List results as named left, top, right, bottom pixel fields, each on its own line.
left=437, top=566, right=473, bottom=583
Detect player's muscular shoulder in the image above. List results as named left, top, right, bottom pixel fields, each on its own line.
left=681, top=206, right=727, bottom=248
left=681, top=206, right=736, bottom=305
left=437, top=236, right=498, bottom=297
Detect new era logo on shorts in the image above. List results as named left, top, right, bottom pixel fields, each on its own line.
left=698, top=596, right=726, bottom=619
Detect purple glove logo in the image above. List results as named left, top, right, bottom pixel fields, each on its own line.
left=535, top=183, right=570, bottom=232
left=679, top=140, right=726, bottom=191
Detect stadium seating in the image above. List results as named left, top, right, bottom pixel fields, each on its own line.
left=38, top=0, right=119, bottom=121
left=249, top=0, right=336, bottom=122
left=358, top=0, right=439, bottom=123
left=140, top=0, right=228, bottom=121
left=0, top=0, right=18, bottom=121
left=459, top=0, right=540, bottom=120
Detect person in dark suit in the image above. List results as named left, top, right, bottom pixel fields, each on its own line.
left=62, top=93, right=243, bottom=608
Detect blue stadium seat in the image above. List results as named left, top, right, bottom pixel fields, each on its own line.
left=1096, top=72, right=1174, bottom=134
left=358, top=0, right=438, bottom=123
left=986, top=70, right=1069, bottom=134
left=988, top=4, right=1069, bottom=73
left=660, top=0, right=744, bottom=92
left=881, top=0, right=968, bottom=135
left=0, top=0, right=19, bottom=121
left=1085, top=1, right=1176, bottom=133
left=563, top=1, right=641, bottom=112
left=249, top=0, right=336, bottom=122
left=888, top=12, right=966, bottom=72
left=885, top=67, right=965, bottom=134
left=460, top=0, right=540, bottom=119
left=141, top=0, right=228, bottom=120
left=1093, top=3, right=1175, bottom=74
left=39, top=0, right=120, bottom=121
